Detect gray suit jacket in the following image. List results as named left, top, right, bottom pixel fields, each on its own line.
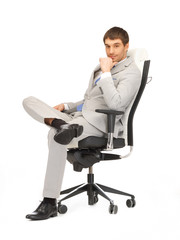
left=66, top=56, right=141, bottom=138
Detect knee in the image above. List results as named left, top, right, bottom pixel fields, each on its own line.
left=22, top=96, right=35, bottom=108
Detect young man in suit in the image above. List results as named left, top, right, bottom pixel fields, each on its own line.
left=23, top=26, right=141, bottom=220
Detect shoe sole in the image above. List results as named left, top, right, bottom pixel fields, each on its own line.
left=54, top=125, right=83, bottom=145
left=26, top=212, right=58, bottom=221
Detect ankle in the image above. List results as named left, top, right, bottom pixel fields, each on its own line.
left=44, top=118, right=55, bottom=126
left=51, top=118, right=67, bottom=129
left=43, top=197, right=57, bottom=206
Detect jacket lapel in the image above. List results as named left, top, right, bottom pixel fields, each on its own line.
left=86, top=64, right=101, bottom=95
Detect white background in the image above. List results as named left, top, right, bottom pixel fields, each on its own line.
left=0, top=0, right=180, bottom=239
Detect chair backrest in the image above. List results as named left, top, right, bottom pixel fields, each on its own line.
left=121, top=49, right=150, bottom=146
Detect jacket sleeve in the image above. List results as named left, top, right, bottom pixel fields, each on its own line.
left=96, top=67, right=141, bottom=111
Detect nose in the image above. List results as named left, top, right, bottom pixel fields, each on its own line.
left=109, top=47, right=114, bottom=55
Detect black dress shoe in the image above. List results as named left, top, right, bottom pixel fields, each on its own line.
left=54, top=124, right=83, bottom=145
left=26, top=201, right=58, bottom=220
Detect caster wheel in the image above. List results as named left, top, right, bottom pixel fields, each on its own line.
left=58, top=204, right=68, bottom=214
left=126, top=199, right=136, bottom=208
left=109, top=204, right=118, bottom=214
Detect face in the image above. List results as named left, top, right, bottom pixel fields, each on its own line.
left=105, top=38, right=129, bottom=63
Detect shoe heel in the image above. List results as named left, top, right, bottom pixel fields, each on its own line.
left=75, top=125, right=83, bottom=137
left=51, top=212, right=58, bottom=217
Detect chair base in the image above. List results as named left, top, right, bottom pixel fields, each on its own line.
left=58, top=167, right=136, bottom=214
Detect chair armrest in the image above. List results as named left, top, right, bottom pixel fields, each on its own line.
left=95, top=109, right=124, bottom=133
left=95, top=109, right=124, bottom=150
left=95, top=109, right=124, bottom=115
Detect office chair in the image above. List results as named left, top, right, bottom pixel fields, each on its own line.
left=58, top=49, right=150, bottom=214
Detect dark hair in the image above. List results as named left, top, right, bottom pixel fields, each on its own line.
left=103, top=27, right=129, bottom=46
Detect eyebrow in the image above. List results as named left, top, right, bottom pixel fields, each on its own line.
left=105, top=42, right=121, bottom=46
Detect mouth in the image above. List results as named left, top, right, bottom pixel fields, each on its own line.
left=109, top=56, right=116, bottom=59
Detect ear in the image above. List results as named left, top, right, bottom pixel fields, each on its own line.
left=125, top=43, right=129, bottom=51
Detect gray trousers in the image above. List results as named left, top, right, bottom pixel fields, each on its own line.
left=23, top=96, right=104, bottom=198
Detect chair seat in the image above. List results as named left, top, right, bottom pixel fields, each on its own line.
left=78, top=136, right=125, bottom=149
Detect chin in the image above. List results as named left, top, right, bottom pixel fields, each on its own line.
left=111, top=58, right=117, bottom=62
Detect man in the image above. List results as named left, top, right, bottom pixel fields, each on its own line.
left=23, top=26, right=141, bottom=220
